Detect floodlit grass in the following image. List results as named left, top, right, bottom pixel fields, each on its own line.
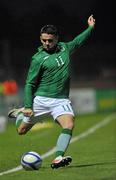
left=0, top=112, right=116, bottom=180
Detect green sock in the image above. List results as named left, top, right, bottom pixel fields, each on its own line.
left=15, top=113, right=24, bottom=128
left=55, top=128, right=72, bottom=157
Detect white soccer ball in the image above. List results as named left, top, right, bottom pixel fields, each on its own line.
left=21, top=151, right=42, bottom=170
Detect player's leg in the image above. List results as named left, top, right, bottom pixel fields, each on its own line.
left=51, top=114, right=74, bottom=169
left=50, top=98, right=75, bottom=169
left=55, top=114, right=74, bottom=156
left=8, top=108, right=35, bottom=135
left=17, top=121, right=34, bottom=135
left=8, top=96, right=51, bottom=135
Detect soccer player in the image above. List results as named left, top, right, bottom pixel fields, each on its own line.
left=8, top=15, right=95, bottom=169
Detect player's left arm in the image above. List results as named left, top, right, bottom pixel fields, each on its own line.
left=88, top=14, right=95, bottom=27
left=66, top=15, right=95, bottom=54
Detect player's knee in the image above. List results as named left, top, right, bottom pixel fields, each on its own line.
left=17, top=128, right=27, bottom=135
left=66, top=120, right=74, bottom=130
left=69, top=121, right=74, bottom=129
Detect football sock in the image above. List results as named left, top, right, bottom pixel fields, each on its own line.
left=15, top=112, right=24, bottom=128
left=55, top=128, right=72, bottom=157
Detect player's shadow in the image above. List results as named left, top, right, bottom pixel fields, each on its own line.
left=41, top=161, right=116, bottom=170
left=67, top=161, right=116, bottom=169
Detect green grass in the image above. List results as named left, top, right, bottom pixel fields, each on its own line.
left=0, top=112, right=116, bottom=180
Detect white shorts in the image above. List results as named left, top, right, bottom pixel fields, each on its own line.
left=23, top=96, right=74, bottom=124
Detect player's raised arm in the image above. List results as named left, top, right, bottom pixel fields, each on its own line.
left=88, top=15, right=95, bottom=27
left=66, top=15, right=95, bottom=54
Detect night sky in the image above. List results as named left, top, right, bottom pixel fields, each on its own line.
left=0, top=0, right=115, bottom=84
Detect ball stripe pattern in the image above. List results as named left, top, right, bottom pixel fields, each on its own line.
left=21, top=151, right=42, bottom=170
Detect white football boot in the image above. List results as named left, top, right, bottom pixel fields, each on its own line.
left=8, top=107, right=24, bottom=118
left=51, top=155, right=72, bottom=169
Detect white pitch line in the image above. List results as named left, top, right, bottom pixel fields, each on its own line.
left=0, top=113, right=115, bottom=176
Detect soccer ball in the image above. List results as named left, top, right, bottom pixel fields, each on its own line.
left=21, top=151, right=42, bottom=170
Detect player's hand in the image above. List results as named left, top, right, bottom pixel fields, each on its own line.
left=88, top=15, right=95, bottom=27
left=22, top=108, right=34, bottom=117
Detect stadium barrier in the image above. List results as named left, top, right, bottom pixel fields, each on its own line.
left=70, top=88, right=116, bottom=114
left=0, top=116, right=7, bottom=133
left=0, top=88, right=116, bottom=116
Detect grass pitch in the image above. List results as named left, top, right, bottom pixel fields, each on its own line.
left=0, top=112, right=116, bottom=180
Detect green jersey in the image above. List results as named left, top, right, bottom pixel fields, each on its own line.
left=24, top=26, right=93, bottom=108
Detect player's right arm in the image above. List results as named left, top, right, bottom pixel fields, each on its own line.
left=22, top=108, right=34, bottom=117
left=24, top=57, right=42, bottom=113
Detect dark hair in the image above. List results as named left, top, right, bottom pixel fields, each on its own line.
left=40, top=25, right=58, bottom=36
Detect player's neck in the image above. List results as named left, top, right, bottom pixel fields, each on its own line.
left=44, top=45, right=60, bottom=54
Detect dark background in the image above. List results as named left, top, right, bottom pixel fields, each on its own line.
left=0, top=0, right=115, bottom=87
